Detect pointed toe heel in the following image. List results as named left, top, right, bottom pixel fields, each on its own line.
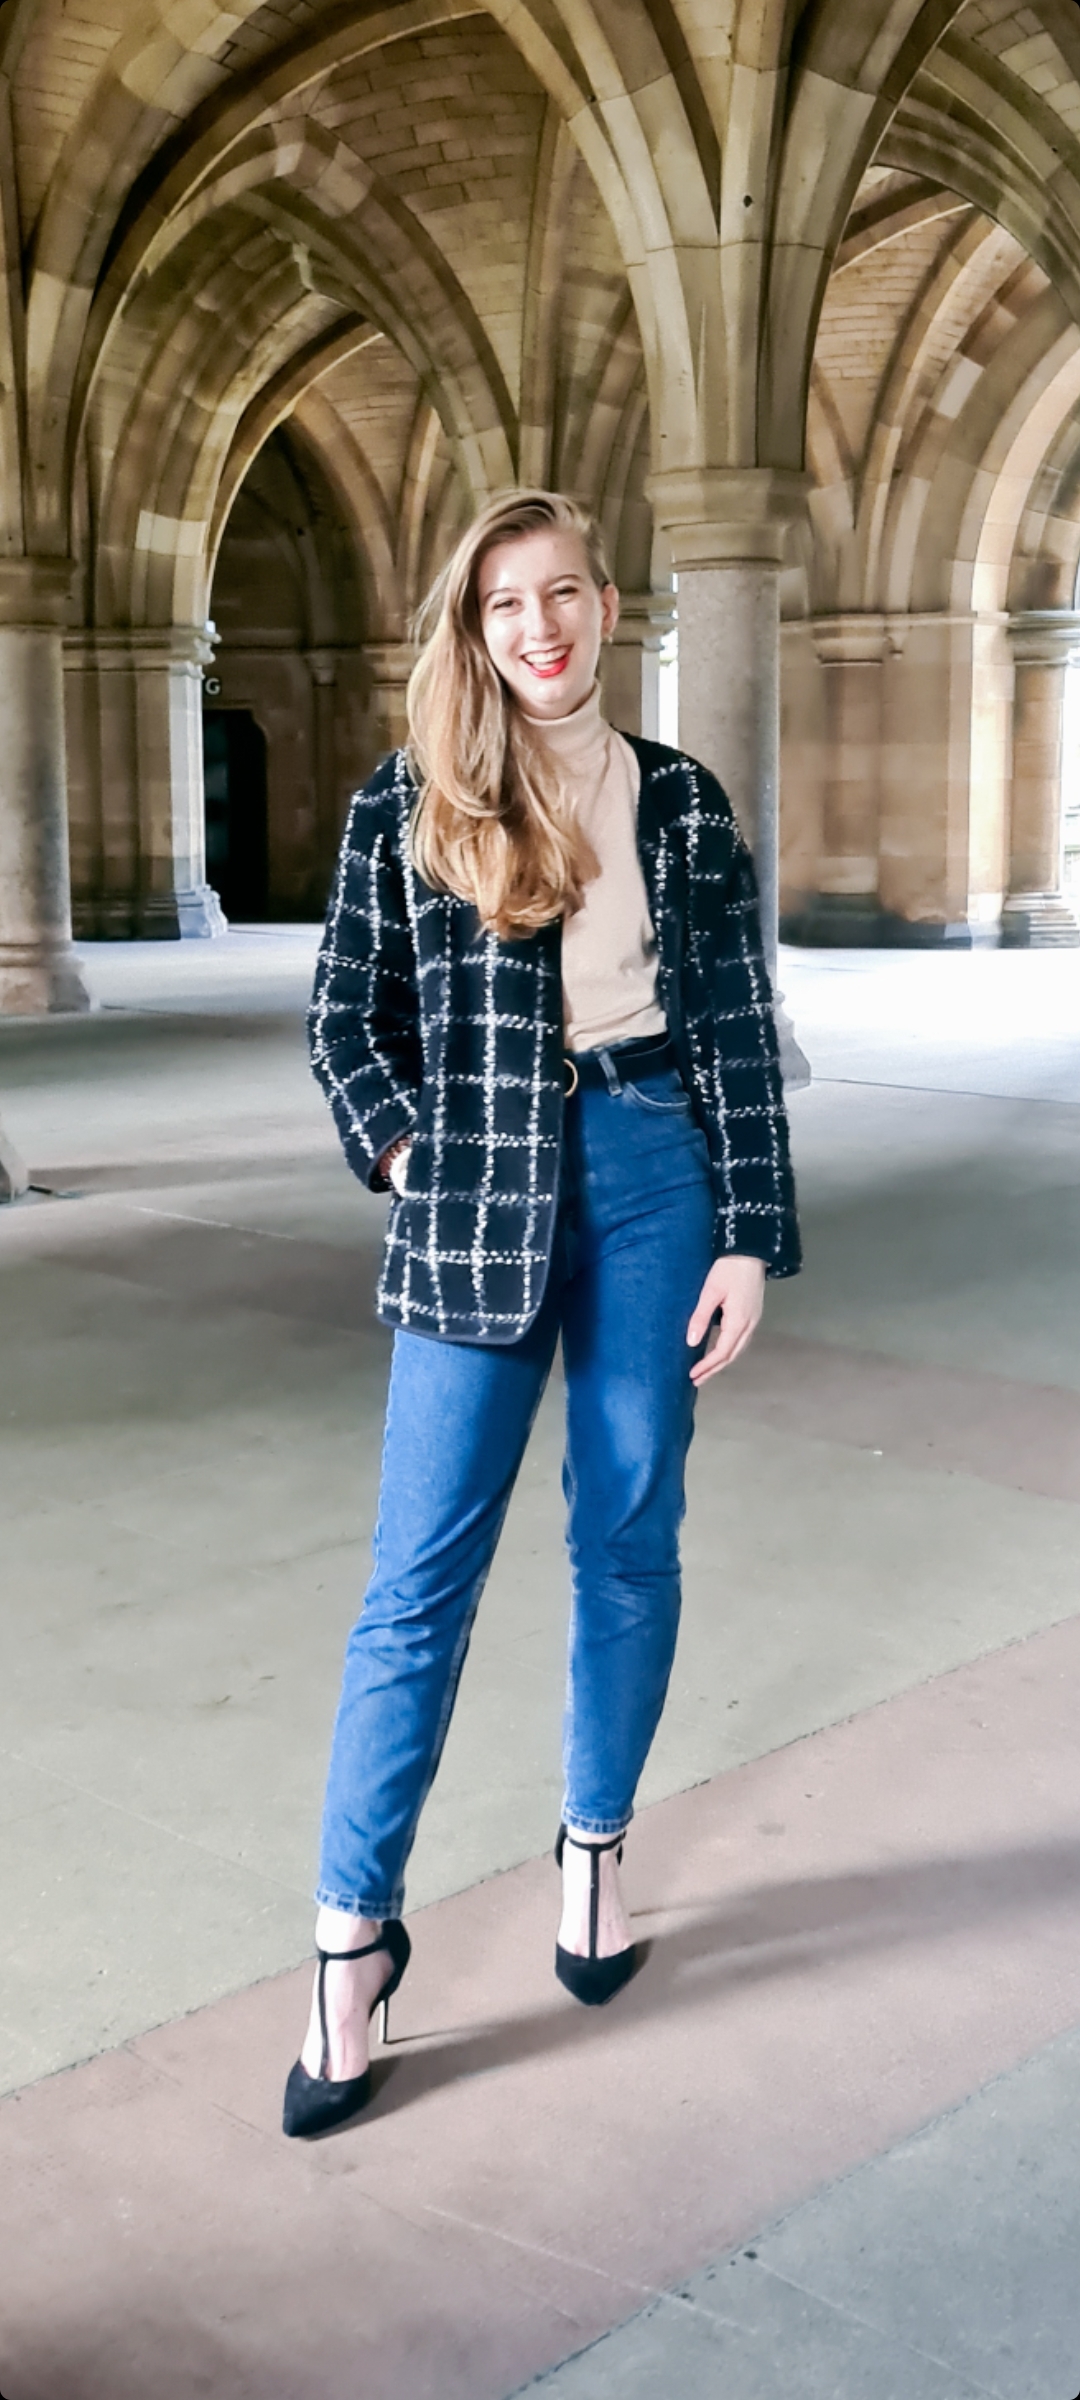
left=554, top=1825, right=638, bottom=2008
left=282, top=1917, right=411, bottom=2139
left=554, top=1938, right=638, bottom=2007
left=282, top=2055, right=371, bottom=2140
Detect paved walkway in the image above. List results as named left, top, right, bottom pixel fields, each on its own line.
left=528, top=2022, right=1080, bottom=2398
left=1, top=939, right=1078, bottom=2396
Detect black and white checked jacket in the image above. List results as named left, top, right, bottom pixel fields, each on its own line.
left=309, top=737, right=801, bottom=1343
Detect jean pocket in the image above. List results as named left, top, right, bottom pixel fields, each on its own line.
left=622, top=1070, right=692, bottom=1117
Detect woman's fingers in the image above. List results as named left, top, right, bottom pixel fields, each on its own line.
left=690, top=1310, right=751, bottom=1382
left=686, top=1259, right=730, bottom=1347
left=687, top=1255, right=766, bottom=1383
left=690, top=1317, right=754, bottom=1385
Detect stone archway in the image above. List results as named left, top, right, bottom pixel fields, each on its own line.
left=6, top=0, right=1080, bottom=1010
left=207, top=422, right=369, bottom=923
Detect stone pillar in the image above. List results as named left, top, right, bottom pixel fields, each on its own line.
left=1001, top=611, right=1080, bottom=947
left=0, top=560, right=90, bottom=1013
left=878, top=612, right=1010, bottom=945
left=797, top=614, right=892, bottom=944
left=64, top=628, right=226, bottom=938
left=307, top=648, right=340, bottom=864
left=648, top=466, right=811, bottom=1084
left=134, top=629, right=226, bottom=937
left=602, top=592, right=674, bottom=738
left=363, top=642, right=413, bottom=764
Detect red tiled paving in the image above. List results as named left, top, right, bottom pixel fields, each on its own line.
left=4, top=1613, right=1080, bottom=2400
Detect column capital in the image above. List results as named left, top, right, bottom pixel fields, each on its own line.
left=810, top=612, right=897, bottom=666
left=306, top=648, right=339, bottom=688
left=1007, top=609, right=1080, bottom=668
left=64, top=624, right=216, bottom=670
left=0, top=556, right=77, bottom=627
left=646, top=467, right=811, bottom=567
left=610, top=590, right=675, bottom=651
left=364, top=641, right=415, bottom=684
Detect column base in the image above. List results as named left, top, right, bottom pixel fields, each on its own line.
left=781, top=897, right=978, bottom=949
left=72, top=887, right=229, bottom=939
left=780, top=893, right=884, bottom=947
left=72, top=897, right=139, bottom=941
left=999, top=892, right=1080, bottom=947
left=0, top=944, right=91, bottom=1014
left=774, top=995, right=811, bottom=1089
left=137, top=885, right=229, bottom=940
left=178, top=884, right=228, bottom=939
left=0, top=1115, right=29, bottom=1201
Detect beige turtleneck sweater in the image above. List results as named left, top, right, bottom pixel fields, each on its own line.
left=524, top=686, right=668, bottom=1055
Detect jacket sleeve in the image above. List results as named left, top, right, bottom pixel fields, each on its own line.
left=307, top=759, right=423, bottom=1191
left=682, top=761, right=802, bottom=1278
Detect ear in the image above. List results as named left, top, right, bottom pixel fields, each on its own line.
left=599, top=581, right=620, bottom=640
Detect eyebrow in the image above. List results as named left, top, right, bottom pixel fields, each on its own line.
left=481, top=570, right=586, bottom=601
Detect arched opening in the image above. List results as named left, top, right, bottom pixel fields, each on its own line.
left=203, top=710, right=269, bottom=923
left=207, top=421, right=369, bottom=921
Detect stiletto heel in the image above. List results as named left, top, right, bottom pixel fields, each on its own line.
left=282, top=1918, right=411, bottom=2138
left=554, top=1824, right=638, bottom=2006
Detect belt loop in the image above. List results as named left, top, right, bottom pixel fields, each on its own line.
left=598, top=1047, right=621, bottom=1096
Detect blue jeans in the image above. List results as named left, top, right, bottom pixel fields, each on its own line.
left=317, top=1051, right=715, bottom=1917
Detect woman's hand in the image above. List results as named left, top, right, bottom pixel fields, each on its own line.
left=687, top=1254, right=766, bottom=1386
left=379, top=1137, right=413, bottom=1195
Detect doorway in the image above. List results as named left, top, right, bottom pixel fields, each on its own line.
left=203, top=709, right=269, bottom=921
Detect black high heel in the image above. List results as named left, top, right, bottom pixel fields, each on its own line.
left=282, top=1919, right=411, bottom=2139
left=554, top=1824, right=638, bottom=2006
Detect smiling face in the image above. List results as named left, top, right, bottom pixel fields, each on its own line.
left=476, top=526, right=619, bottom=719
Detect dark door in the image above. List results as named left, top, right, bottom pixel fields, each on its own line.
left=203, top=709, right=269, bottom=921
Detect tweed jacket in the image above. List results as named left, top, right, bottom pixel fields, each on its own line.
left=309, top=736, right=801, bottom=1343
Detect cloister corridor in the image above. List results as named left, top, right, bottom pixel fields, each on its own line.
left=2, top=0, right=1080, bottom=2392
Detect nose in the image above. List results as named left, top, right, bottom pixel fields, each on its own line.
left=521, top=590, right=560, bottom=644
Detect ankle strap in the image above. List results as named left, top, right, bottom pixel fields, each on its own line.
left=316, top=1935, right=385, bottom=1963
left=560, top=1828, right=626, bottom=1856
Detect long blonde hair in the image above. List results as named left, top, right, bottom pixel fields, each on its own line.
left=406, top=490, right=612, bottom=938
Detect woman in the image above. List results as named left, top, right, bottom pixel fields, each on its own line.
left=284, top=490, right=800, bottom=2138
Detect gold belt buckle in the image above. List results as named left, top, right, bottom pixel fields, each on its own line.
left=563, top=1054, right=579, bottom=1097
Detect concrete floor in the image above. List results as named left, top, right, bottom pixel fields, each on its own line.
left=0, top=936, right=1078, bottom=2396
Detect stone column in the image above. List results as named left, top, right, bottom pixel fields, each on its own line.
left=648, top=466, right=811, bottom=1084
left=0, top=559, right=90, bottom=1013
left=308, top=649, right=338, bottom=844
left=133, top=629, right=226, bottom=937
left=878, top=612, right=990, bottom=943
left=1001, top=611, right=1080, bottom=947
left=800, top=614, right=892, bottom=944
left=602, top=592, right=674, bottom=739
left=64, top=628, right=226, bottom=938
left=363, top=642, right=413, bottom=764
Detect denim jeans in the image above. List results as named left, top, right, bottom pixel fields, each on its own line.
left=317, top=1049, right=715, bottom=1917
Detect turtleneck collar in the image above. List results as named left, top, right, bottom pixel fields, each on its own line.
left=520, top=682, right=608, bottom=778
